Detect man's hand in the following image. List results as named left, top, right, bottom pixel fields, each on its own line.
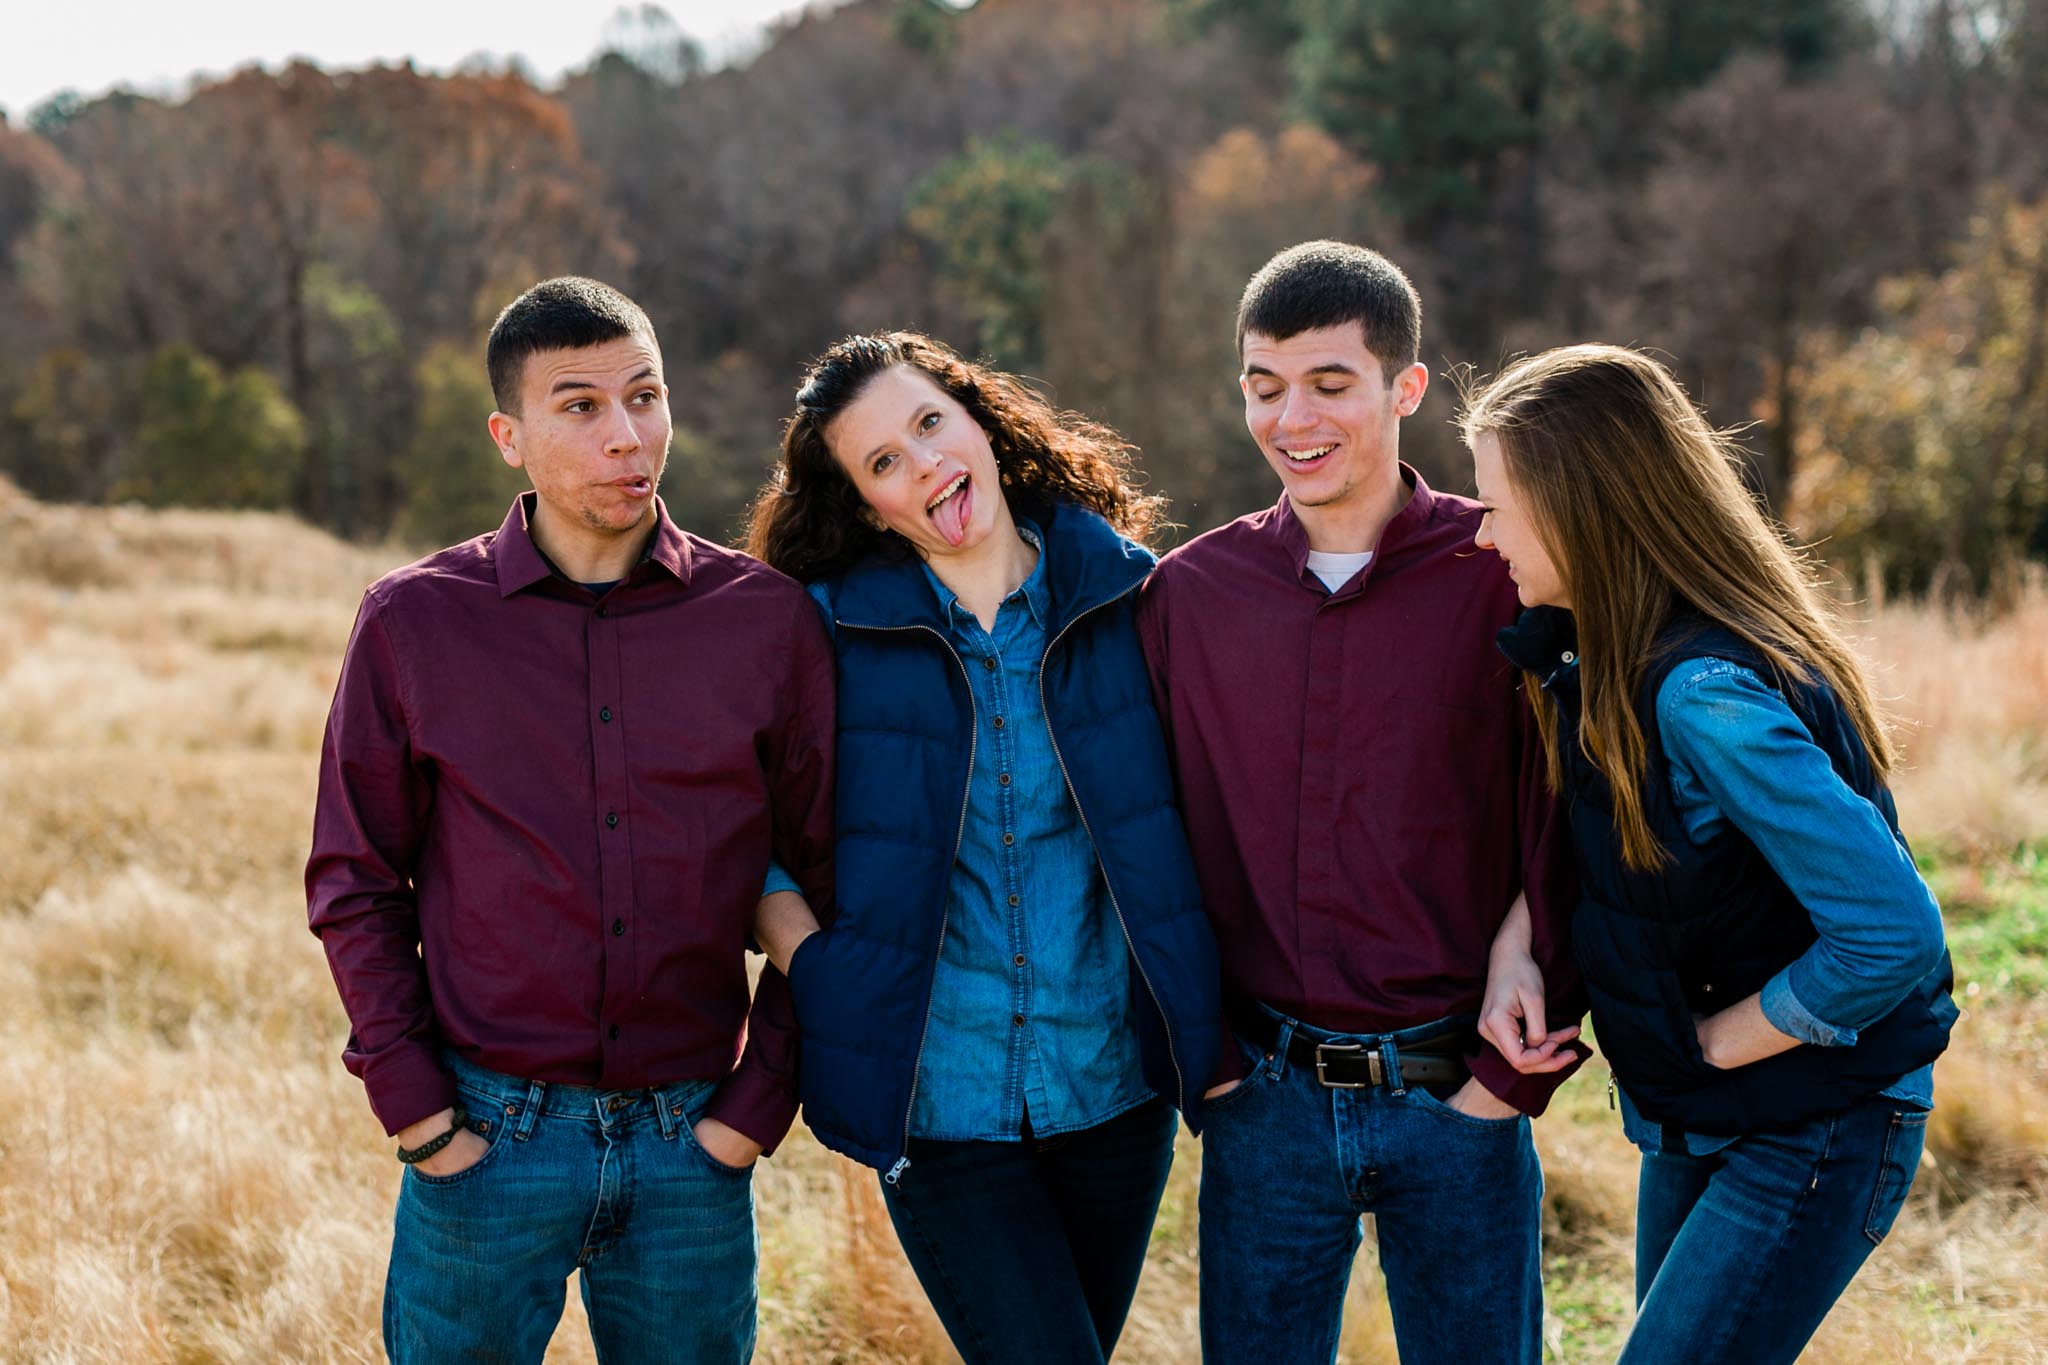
left=753, top=890, right=821, bottom=977
left=398, top=1107, right=491, bottom=1178
left=1443, top=1077, right=1522, bottom=1121
left=693, top=1116, right=764, bottom=1171
left=1204, top=1079, right=1245, bottom=1102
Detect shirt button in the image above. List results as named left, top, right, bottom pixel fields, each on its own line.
left=1012, top=1014, right=1026, bottom=1027
left=600, top=707, right=613, bottom=723
left=983, top=657, right=997, bottom=671
left=612, top=918, right=626, bottom=936
left=1002, top=832, right=1014, bottom=847
left=607, top=1024, right=620, bottom=1040
left=597, top=604, right=609, bottom=619
left=1013, top=953, right=1027, bottom=967
left=992, top=716, right=1005, bottom=729
left=998, top=772, right=1011, bottom=787
left=1007, top=893, right=1020, bottom=907
left=606, top=811, right=620, bottom=828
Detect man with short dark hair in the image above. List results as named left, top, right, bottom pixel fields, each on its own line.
left=1136, top=241, right=1585, bottom=1363
left=308, top=275, right=835, bottom=1363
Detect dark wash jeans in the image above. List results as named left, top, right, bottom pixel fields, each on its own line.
left=1199, top=1012, right=1543, bottom=1365
left=1622, top=1094, right=1929, bottom=1364
left=878, top=1096, right=1179, bottom=1365
left=384, top=1053, right=756, bottom=1365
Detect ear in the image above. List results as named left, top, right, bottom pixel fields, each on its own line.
left=1392, top=362, right=1429, bottom=418
left=488, top=411, right=523, bottom=469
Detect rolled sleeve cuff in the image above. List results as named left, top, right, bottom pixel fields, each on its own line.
left=364, top=1052, right=459, bottom=1137
left=1761, top=969, right=1857, bottom=1047
left=761, top=860, right=802, bottom=899
left=1468, top=1040, right=1589, bottom=1118
left=703, top=1064, right=800, bottom=1156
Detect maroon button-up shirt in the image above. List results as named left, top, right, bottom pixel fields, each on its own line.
left=307, top=494, right=835, bottom=1147
left=1136, top=471, right=1584, bottom=1113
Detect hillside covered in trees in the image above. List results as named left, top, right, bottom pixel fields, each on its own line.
left=1, top=0, right=2044, bottom=588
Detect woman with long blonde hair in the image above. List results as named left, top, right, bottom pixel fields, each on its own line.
left=1466, top=344, right=1956, bottom=1364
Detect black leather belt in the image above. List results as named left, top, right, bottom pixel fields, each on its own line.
left=1228, top=1001, right=1473, bottom=1091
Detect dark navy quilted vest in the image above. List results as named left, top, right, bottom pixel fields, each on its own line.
left=1498, top=607, right=1953, bottom=1135
left=783, top=499, right=1222, bottom=1173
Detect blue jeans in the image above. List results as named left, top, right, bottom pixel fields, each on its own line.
left=879, top=1097, right=1178, bottom=1365
left=1199, top=1013, right=1542, bottom=1365
left=384, top=1054, right=757, bottom=1365
left=1622, top=1095, right=1929, bottom=1364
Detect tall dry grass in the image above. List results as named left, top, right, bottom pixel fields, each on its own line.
left=2, top=477, right=2043, bottom=1362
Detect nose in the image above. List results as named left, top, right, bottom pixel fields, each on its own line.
left=909, top=443, right=945, bottom=477
left=1276, top=389, right=1319, bottom=433
left=603, top=405, right=642, bottom=457
left=1473, top=511, right=1495, bottom=551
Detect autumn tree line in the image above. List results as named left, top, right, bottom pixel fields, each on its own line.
left=1, top=0, right=2044, bottom=589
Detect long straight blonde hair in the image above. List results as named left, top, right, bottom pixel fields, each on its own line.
left=1460, top=344, right=1896, bottom=871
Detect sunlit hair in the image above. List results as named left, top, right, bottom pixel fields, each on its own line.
left=1236, top=240, right=1420, bottom=382
left=745, top=332, right=1166, bottom=584
left=1459, top=343, right=1897, bottom=871
left=486, top=276, right=657, bottom=415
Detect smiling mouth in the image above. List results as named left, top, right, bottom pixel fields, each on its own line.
left=926, top=470, right=973, bottom=547
left=926, top=472, right=968, bottom=513
left=1282, top=444, right=1335, bottom=465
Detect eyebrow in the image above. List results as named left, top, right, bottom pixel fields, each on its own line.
left=550, top=366, right=658, bottom=397
left=1242, top=363, right=1362, bottom=381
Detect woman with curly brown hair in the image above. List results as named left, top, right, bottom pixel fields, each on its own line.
left=743, top=332, right=1222, bottom=1365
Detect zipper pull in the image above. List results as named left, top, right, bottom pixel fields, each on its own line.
left=1607, top=1073, right=1618, bottom=1112
left=884, top=1157, right=911, bottom=1185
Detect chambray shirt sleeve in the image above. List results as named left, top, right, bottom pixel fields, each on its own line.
left=1657, top=658, right=1946, bottom=1047
left=762, top=861, right=802, bottom=897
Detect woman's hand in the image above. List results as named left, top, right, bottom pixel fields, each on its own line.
left=1478, top=892, right=1580, bottom=1074
left=753, top=889, right=821, bottom=977
left=1693, top=994, right=1800, bottom=1070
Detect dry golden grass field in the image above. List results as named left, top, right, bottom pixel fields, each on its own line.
left=2, top=475, right=2045, bottom=1363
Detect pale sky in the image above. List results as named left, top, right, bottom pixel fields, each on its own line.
left=0, top=0, right=842, bottom=123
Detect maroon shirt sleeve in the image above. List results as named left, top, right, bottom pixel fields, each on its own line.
left=1138, top=568, right=1248, bottom=1091
left=306, top=591, right=456, bottom=1136
left=704, top=593, right=838, bottom=1151
left=1468, top=681, right=1589, bottom=1116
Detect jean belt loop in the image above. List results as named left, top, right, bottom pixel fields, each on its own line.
left=652, top=1086, right=679, bottom=1140
left=1269, top=1017, right=1298, bottom=1080
left=1379, top=1038, right=1406, bottom=1096
left=513, top=1080, right=544, bottom=1141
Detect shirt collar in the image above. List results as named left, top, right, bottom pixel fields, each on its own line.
left=922, top=519, right=1051, bottom=629
left=491, top=491, right=693, bottom=598
left=1271, top=463, right=1436, bottom=588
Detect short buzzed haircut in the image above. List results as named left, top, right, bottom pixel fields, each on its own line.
left=486, top=276, right=659, bottom=414
left=1236, top=241, right=1421, bottom=383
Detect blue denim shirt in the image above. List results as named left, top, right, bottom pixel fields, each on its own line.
left=767, top=524, right=1150, bottom=1141
left=1618, top=656, right=1953, bottom=1154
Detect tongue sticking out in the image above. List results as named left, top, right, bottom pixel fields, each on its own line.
left=932, top=479, right=973, bottom=547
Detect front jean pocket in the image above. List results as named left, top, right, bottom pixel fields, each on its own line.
left=406, top=1093, right=511, bottom=1188
left=1202, top=1035, right=1272, bottom=1116
left=1864, top=1108, right=1929, bottom=1246
left=1405, top=1083, right=1527, bottom=1132
left=679, top=1111, right=758, bottom=1177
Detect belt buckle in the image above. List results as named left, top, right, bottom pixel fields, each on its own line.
left=1313, top=1041, right=1383, bottom=1089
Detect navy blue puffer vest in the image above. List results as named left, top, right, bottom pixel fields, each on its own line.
left=1499, top=607, right=1953, bottom=1135
left=783, top=500, right=1223, bottom=1173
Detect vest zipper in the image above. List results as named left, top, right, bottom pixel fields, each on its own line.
left=842, top=620, right=977, bottom=1186
left=1036, top=581, right=1188, bottom=1116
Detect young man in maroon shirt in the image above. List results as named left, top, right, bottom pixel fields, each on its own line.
left=1135, top=242, right=1585, bottom=1363
left=307, top=277, right=835, bottom=1363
